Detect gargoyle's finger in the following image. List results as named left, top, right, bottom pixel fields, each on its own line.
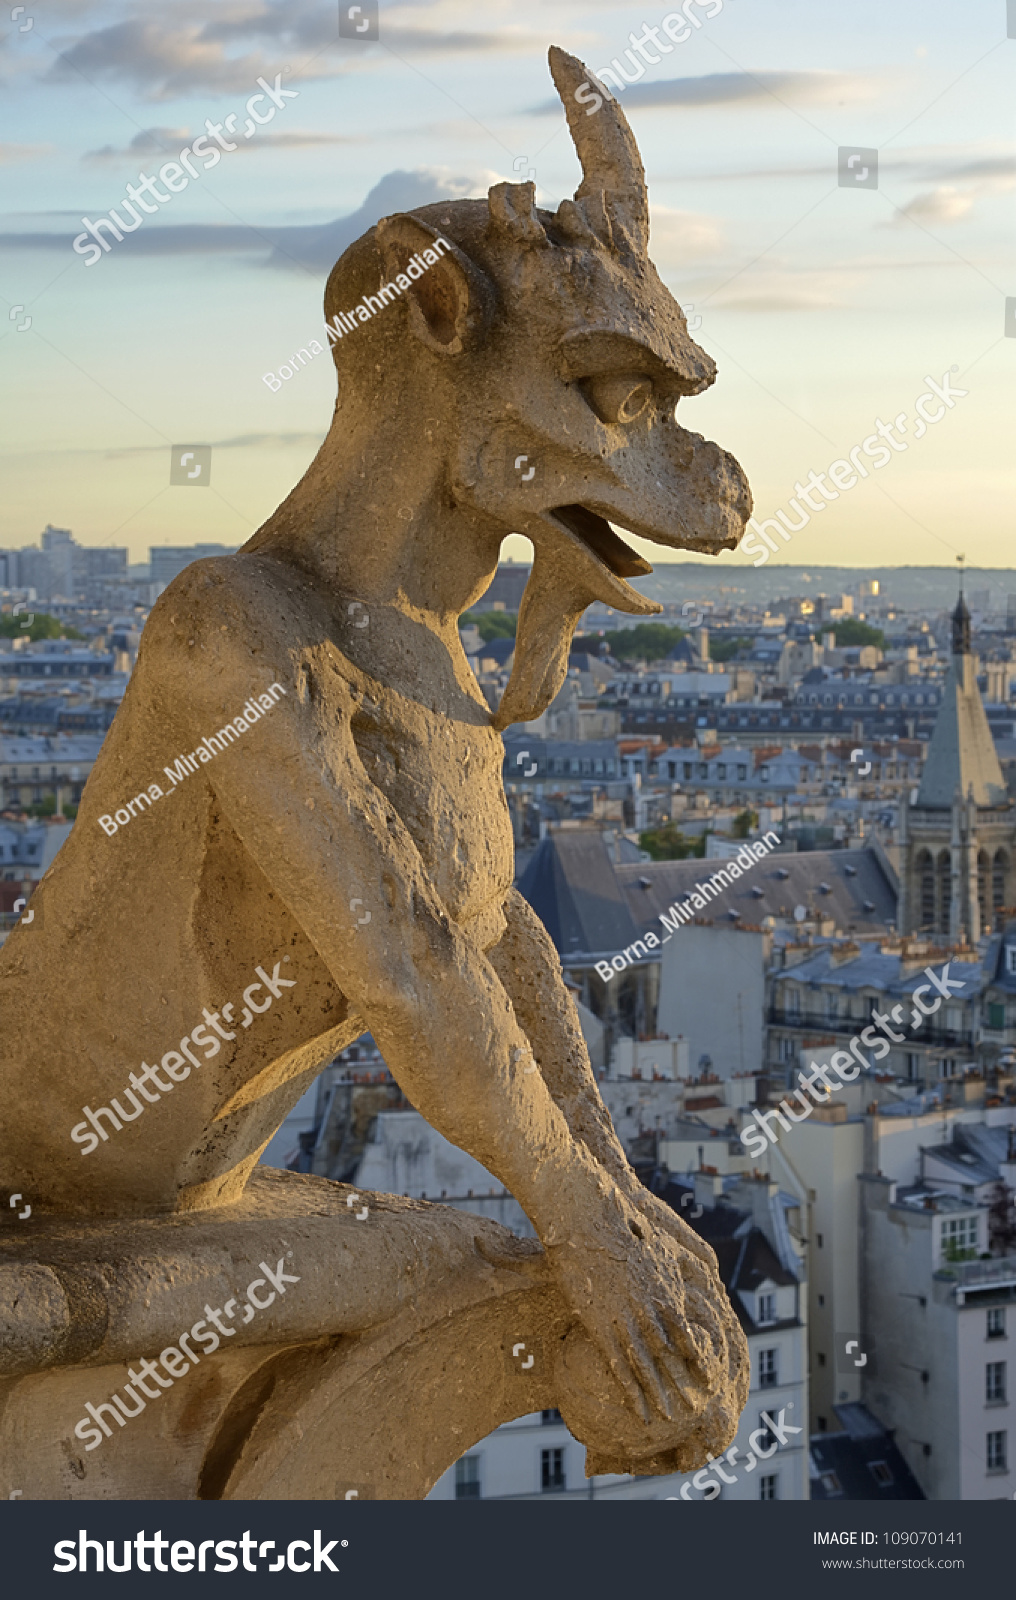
left=620, top=1315, right=674, bottom=1421
left=599, top=1325, right=651, bottom=1425
left=635, top=1301, right=672, bottom=1358
left=656, top=1306, right=716, bottom=1388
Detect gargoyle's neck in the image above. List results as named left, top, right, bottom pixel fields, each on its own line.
left=246, top=413, right=502, bottom=644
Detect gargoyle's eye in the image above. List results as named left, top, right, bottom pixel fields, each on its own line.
left=579, top=372, right=653, bottom=425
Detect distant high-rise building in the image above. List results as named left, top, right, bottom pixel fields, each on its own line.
left=0, top=528, right=127, bottom=602
left=149, top=544, right=238, bottom=590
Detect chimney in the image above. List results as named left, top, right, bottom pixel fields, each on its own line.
left=693, top=1170, right=725, bottom=1211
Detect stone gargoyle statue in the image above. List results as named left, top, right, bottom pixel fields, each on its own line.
left=0, top=47, right=752, bottom=1500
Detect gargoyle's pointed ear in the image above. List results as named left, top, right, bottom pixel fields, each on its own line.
left=376, top=214, right=494, bottom=357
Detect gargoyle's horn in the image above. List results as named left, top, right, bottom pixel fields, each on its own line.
left=548, top=45, right=649, bottom=257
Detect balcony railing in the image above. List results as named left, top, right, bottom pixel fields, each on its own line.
left=767, top=1009, right=972, bottom=1049
left=936, top=1256, right=1016, bottom=1290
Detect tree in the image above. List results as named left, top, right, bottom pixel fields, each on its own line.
left=460, top=610, right=517, bottom=642
left=0, top=611, right=85, bottom=642
left=600, top=623, right=685, bottom=661
left=732, top=808, right=758, bottom=838
left=709, top=636, right=749, bottom=663
left=820, top=618, right=885, bottom=650
left=639, top=821, right=706, bottom=861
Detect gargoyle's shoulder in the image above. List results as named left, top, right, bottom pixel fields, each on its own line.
left=142, top=552, right=311, bottom=658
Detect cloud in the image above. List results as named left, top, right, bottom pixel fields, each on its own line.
left=101, top=432, right=324, bottom=458
left=889, top=185, right=976, bottom=227
left=45, top=6, right=546, bottom=99
left=199, top=0, right=546, bottom=55
left=84, top=125, right=356, bottom=161
left=85, top=127, right=191, bottom=162
left=0, top=168, right=487, bottom=271
left=535, top=69, right=877, bottom=115
left=45, top=20, right=275, bottom=100
left=649, top=205, right=724, bottom=263
left=262, top=167, right=485, bottom=270
left=671, top=148, right=1016, bottom=186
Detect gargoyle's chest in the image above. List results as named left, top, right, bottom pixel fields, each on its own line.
left=345, top=681, right=514, bottom=925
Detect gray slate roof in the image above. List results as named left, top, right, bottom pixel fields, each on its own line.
left=771, top=945, right=983, bottom=1001
left=516, top=833, right=639, bottom=955
left=517, top=833, right=898, bottom=957
left=618, top=846, right=897, bottom=941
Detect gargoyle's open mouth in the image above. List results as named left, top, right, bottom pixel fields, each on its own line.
left=549, top=504, right=653, bottom=580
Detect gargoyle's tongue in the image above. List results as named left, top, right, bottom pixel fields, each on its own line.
left=491, top=510, right=660, bottom=730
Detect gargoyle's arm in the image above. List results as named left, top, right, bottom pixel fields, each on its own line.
left=196, top=662, right=613, bottom=1250
left=487, top=888, right=631, bottom=1187
left=489, top=889, right=719, bottom=1272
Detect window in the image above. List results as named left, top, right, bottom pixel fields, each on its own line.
left=942, top=1058, right=956, bottom=1079
left=717, top=763, right=727, bottom=780
left=737, top=764, right=747, bottom=780
left=988, top=1308, right=1006, bottom=1340
left=1007, top=948, right=1016, bottom=976
left=816, top=1233, right=824, bottom=1248
left=758, top=1348, right=779, bottom=1389
left=817, top=1352, right=826, bottom=1367
left=941, top=1215, right=978, bottom=1260
left=683, top=763, right=693, bottom=781
left=785, top=988, right=801, bottom=1016
left=541, top=1409, right=563, bottom=1424
left=986, top=1431, right=1007, bottom=1473
left=758, top=1474, right=778, bottom=1500
left=541, top=1447, right=565, bottom=1492
left=819, top=1469, right=841, bottom=1494
left=906, top=1052, right=921, bottom=1081
left=986, top=1362, right=1007, bottom=1403
left=989, top=1002, right=1006, bottom=1030
left=455, top=1455, right=481, bottom=1499
left=868, top=1460, right=894, bottom=1488
left=758, top=1293, right=776, bottom=1325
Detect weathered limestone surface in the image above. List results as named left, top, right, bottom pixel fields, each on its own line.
left=0, top=47, right=752, bottom=1497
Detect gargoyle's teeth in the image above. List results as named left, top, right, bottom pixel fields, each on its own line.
left=548, top=505, right=653, bottom=579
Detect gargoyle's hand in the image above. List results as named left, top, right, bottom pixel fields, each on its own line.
left=546, top=1187, right=735, bottom=1427
left=621, top=1181, right=720, bottom=1274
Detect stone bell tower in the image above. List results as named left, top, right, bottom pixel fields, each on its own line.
left=898, top=586, right=1015, bottom=941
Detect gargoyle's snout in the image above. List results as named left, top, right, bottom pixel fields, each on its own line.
left=541, top=412, right=752, bottom=605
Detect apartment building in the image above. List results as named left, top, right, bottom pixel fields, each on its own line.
left=0, top=733, right=103, bottom=811
left=861, top=1100, right=1016, bottom=1499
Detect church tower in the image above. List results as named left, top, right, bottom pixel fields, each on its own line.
left=898, top=586, right=1015, bottom=941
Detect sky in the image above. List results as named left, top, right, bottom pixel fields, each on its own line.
left=1, top=0, right=1013, bottom=574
